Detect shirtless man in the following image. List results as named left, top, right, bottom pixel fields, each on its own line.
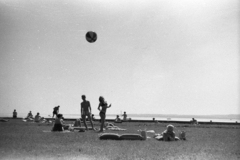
left=81, top=95, right=95, bottom=130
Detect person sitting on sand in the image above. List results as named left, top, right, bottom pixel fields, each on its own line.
left=81, top=95, right=95, bottom=130
left=52, top=106, right=60, bottom=118
left=114, top=115, right=122, bottom=123
left=27, top=111, right=33, bottom=119
left=34, top=112, right=45, bottom=122
left=98, top=96, right=111, bottom=132
left=23, top=111, right=34, bottom=121
left=52, top=114, right=69, bottom=131
left=190, top=118, right=198, bottom=125
left=13, top=109, right=17, bottom=118
left=154, top=124, right=179, bottom=141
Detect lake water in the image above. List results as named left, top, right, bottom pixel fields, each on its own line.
left=1, top=113, right=239, bottom=123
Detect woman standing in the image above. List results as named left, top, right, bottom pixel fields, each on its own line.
left=98, top=96, right=111, bottom=132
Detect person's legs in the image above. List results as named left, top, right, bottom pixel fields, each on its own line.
left=87, top=113, right=95, bottom=130
left=82, top=115, right=88, bottom=130
left=100, top=112, right=106, bottom=132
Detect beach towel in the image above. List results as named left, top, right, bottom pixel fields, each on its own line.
left=0, top=119, right=9, bottom=122
left=43, top=130, right=72, bottom=133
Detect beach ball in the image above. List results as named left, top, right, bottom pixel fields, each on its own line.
left=86, top=31, right=97, bottom=43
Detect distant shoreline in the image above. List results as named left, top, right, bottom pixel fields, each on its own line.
left=1, top=117, right=239, bottom=125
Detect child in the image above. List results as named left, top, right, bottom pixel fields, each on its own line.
left=98, top=96, right=111, bottom=132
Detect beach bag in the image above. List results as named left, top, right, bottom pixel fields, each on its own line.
left=99, top=133, right=120, bottom=140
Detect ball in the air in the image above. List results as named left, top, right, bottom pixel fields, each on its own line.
left=86, top=31, right=97, bottom=43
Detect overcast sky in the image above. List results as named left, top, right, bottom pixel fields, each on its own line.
left=0, top=0, right=239, bottom=117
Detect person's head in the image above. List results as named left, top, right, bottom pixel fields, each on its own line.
left=124, top=112, right=126, bottom=114
left=57, top=114, right=63, bottom=118
left=99, top=96, right=104, bottom=103
left=58, top=105, right=60, bottom=108
left=14, top=109, right=16, bottom=111
left=37, top=112, right=39, bottom=115
left=166, top=124, right=174, bottom=132
left=29, top=111, right=32, bottom=113
left=82, top=95, right=86, bottom=100
left=117, top=115, right=119, bottom=118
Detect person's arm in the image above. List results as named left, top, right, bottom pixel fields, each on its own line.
left=107, top=104, right=112, bottom=108
left=88, top=101, right=92, bottom=114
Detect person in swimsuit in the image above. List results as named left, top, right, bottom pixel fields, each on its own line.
left=98, top=96, right=111, bottom=132
left=81, top=95, right=95, bottom=130
left=52, top=106, right=60, bottom=118
left=52, top=114, right=69, bottom=131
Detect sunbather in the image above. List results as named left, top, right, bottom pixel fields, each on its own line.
left=154, top=124, right=179, bottom=141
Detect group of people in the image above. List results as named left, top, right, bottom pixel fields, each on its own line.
left=22, top=111, right=50, bottom=123
left=52, top=95, right=112, bottom=132
left=114, top=111, right=132, bottom=123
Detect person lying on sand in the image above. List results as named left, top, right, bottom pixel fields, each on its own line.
left=52, top=114, right=69, bottom=131
left=154, top=124, right=180, bottom=141
left=104, top=122, right=126, bottom=131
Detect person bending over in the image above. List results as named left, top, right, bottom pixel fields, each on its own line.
left=52, top=105, right=60, bottom=118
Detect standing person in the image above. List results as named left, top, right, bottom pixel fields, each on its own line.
left=81, top=95, right=95, bottom=130
left=122, top=111, right=127, bottom=121
left=98, top=96, right=111, bottom=132
left=52, top=105, right=60, bottom=118
left=13, top=109, right=17, bottom=118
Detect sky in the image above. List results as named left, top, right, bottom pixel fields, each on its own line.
left=0, top=0, right=239, bottom=117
